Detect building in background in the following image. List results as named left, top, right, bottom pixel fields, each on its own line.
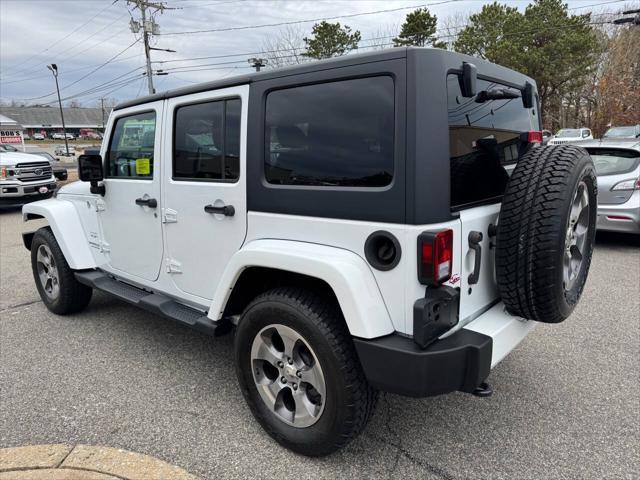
left=0, top=113, right=25, bottom=150
left=0, top=106, right=111, bottom=138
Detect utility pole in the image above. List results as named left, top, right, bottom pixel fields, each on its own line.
left=100, top=98, right=106, bottom=131
left=47, top=64, right=69, bottom=156
left=248, top=57, right=267, bottom=72
left=127, top=0, right=175, bottom=95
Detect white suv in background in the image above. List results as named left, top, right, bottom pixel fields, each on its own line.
left=548, top=127, right=593, bottom=144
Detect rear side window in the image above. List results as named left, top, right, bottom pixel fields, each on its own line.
left=447, top=75, right=539, bottom=208
left=587, top=149, right=640, bottom=175
left=173, top=98, right=241, bottom=182
left=264, top=76, right=394, bottom=187
left=107, top=111, right=156, bottom=179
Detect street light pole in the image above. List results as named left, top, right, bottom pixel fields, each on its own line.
left=47, top=64, right=69, bottom=156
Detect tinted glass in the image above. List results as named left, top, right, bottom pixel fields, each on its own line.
left=588, top=149, right=640, bottom=175
left=265, top=76, right=394, bottom=187
left=447, top=74, right=538, bottom=208
left=173, top=98, right=240, bottom=181
left=107, top=111, right=155, bottom=178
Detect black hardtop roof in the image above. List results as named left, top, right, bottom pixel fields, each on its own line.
left=114, top=47, right=535, bottom=110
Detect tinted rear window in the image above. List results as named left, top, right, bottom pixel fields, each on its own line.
left=448, top=75, right=538, bottom=208
left=264, top=76, right=394, bottom=187
left=587, top=148, right=640, bottom=175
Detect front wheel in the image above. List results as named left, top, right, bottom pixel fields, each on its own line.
left=234, top=287, right=377, bottom=456
left=31, top=227, right=92, bottom=315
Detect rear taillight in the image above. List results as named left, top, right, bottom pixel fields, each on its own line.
left=418, top=229, right=453, bottom=287
left=527, top=131, right=543, bottom=143
left=611, top=178, right=640, bottom=191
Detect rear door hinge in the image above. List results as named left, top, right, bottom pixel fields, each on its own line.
left=165, top=257, right=182, bottom=274
left=99, top=240, right=110, bottom=253
left=162, top=208, right=178, bottom=223
left=95, top=199, right=106, bottom=212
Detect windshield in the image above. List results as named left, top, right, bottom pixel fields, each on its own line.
left=588, top=149, right=640, bottom=176
left=555, top=129, right=581, bottom=138
left=604, top=126, right=637, bottom=138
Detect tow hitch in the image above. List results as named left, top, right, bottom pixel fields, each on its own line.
left=472, top=381, right=493, bottom=397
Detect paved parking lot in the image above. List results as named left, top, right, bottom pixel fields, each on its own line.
left=1, top=208, right=638, bottom=479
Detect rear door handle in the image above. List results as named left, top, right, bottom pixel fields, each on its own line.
left=135, top=197, right=157, bottom=208
left=468, top=231, right=483, bottom=285
left=204, top=204, right=235, bottom=217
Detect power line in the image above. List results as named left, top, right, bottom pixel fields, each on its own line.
left=159, top=1, right=461, bottom=35
left=1, top=12, right=129, bottom=80
left=16, top=40, right=141, bottom=101
left=1, top=0, right=118, bottom=75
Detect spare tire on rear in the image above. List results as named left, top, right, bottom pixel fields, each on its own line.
left=495, top=145, right=597, bottom=323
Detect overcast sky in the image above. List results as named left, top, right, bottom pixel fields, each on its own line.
left=0, top=0, right=630, bottom=107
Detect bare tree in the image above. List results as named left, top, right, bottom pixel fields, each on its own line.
left=438, top=12, right=468, bottom=50
left=260, top=25, right=309, bottom=69
left=365, top=24, right=399, bottom=51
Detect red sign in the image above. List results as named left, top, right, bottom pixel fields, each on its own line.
left=0, top=130, right=22, bottom=144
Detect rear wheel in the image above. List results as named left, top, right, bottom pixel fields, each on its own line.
left=495, top=145, right=597, bottom=323
left=31, top=228, right=92, bottom=315
left=234, top=287, right=377, bottom=456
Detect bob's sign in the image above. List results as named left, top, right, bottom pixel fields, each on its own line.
left=0, top=129, right=23, bottom=144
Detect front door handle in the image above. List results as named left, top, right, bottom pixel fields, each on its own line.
left=204, top=204, right=235, bottom=217
left=468, top=231, right=483, bottom=285
left=135, top=197, right=158, bottom=208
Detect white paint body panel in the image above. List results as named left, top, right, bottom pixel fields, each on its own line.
left=209, top=238, right=394, bottom=339
left=22, top=198, right=97, bottom=270
left=162, top=86, right=249, bottom=301
left=457, top=204, right=501, bottom=322
left=464, top=302, right=535, bottom=368
left=98, top=101, right=165, bottom=283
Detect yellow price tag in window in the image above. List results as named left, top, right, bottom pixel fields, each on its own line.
left=135, top=158, right=150, bottom=175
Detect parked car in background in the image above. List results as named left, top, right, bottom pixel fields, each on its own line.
left=23, top=133, right=31, bottom=140
left=0, top=151, right=56, bottom=204
left=0, top=144, right=19, bottom=152
left=579, top=139, right=640, bottom=234
left=54, top=144, right=75, bottom=156
left=548, top=128, right=593, bottom=145
left=32, top=133, right=45, bottom=140
left=603, top=125, right=640, bottom=140
left=542, top=129, right=552, bottom=145
left=51, top=132, right=74, bottom=140
left=31, top=151, right=68, bottom=181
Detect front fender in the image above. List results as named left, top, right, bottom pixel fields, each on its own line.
left=210, top=239, right=395, bottom=339
left=22, top=199, right=96, bottom=270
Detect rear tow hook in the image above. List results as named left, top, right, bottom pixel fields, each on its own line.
left=472, top=382, right=493, bottom=398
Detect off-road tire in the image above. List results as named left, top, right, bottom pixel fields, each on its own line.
left=234, top=287, right=378, bottom=456
left=495, top=145, right=597, bottom=323
left=31, top=227, right=93, bottom=314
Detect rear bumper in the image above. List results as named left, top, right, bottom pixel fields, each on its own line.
left=354, top=302, right=534, bottom=397
left=597, top=194, right=640, bottom=234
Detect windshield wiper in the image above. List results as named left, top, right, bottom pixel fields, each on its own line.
left=475, top=88, right=520, bottom=103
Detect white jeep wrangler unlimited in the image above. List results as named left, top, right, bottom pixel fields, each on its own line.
left=22, top=48, right=597, bottom=456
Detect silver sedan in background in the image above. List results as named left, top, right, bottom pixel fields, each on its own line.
left=577, top=139, right=640, bottom=234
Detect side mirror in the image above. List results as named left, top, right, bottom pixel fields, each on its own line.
left=461, top=62, right=477, bottom=97
left=78, top=154, right=105, bottom=195
left=522, top=81, right=534, bottom=109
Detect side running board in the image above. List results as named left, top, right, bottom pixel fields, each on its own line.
left=75, top=270, right=222, bottom=336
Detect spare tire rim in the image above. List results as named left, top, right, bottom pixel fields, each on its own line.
left=36, top=244, right=60, bottom=300
left=250, top=324, right=326, bottom=428
left=563, top=181, right=590, bottom=291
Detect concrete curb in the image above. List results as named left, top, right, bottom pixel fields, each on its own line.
left=0, top=444, right=199, bottom=480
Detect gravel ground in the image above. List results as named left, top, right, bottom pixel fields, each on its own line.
left=1, top=208, right=638, bottom=479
